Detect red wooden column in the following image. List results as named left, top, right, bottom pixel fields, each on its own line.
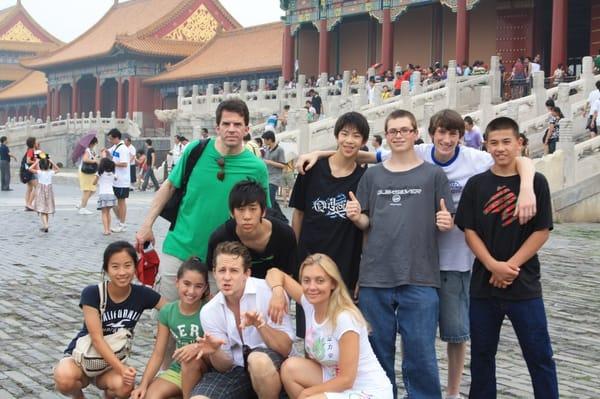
left=282, top=25, right=295, bottom=81
left=318, top=19, right=329, bottom=74
left=53, top=88, right=60, bottom=119
left=381, top=8, right=394, bottom=73
left=116, top=78, right=124, bottom=118
left=71, top=80, right=78, bottom=116
left=455, top=0, right=469, bottom=65
left=95, top=77, right=102, bottom=114
left=551, top=0, right=567, bottom=74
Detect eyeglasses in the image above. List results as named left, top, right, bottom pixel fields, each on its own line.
left=386, top=128, right=416, bottom=137
left=216, top=157, right=225, bottom=181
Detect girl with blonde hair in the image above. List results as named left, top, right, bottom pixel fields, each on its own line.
left=266, top=254, right=392, bottom=399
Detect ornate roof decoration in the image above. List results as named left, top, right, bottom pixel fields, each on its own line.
left=0, top=20, right=42, bottom=42
left=164, top=4, right=219, bottom=42
left=439, top=0, right=481, bottom=12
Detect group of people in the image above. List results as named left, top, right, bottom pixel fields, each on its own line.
left=52, top=98, right=558, bottom=399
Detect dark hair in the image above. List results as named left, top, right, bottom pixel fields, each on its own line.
left=213, top=241, right=252, bottom=272
left=98, top=158, right=116, bottom=175
left=201, top=128, right=209, bottom=133
left=428, top=109, right=465, bottom=138
left=464, top=116, right=474, bottom=125
left=102, top=241, right=137, bottom=272
left=136, top=149, right=145, bottom=156
left=485, top=116, right=520, bottom=138
left=108, top=128, right=121, bottom=139
left=284, top=105, right=290, bottom=110
left=545, top=99, right=555, bottom=108
left=89, top=137, right=98, bottom=146
left=254, top=137, right=263, bottom=147
left=596, top=81, right=600, bottom=90
left=373, top=134, right=382, bottom=145
left=177, top=257, right=210, bottom=299
left=551, top=106, right=564, bottom=119
left=39, top=158, right=50, bottom=170
left=216, top=99, right=249, bottom=126
left=261, top=130, right=276, bottom=142
left=145, top=139, right=152, bottom=145
left=519, top=133, right=529, bottom=145
left=0, top=136, right=6, bottom=144
left=243, top=133, right=252, bottom=142
left=384, top=109, right=417, bottom=133
left=26, top=136, right=36, bottom=149
left=229, top=180, right=267, bottom=212
left=124, top=136, right=131, bottom=143
left=333, top=112, right=370, bottom=141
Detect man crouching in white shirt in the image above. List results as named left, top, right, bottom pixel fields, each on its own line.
left=191, top=241, right=294, bottom=399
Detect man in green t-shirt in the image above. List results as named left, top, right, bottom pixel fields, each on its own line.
left=136, top=99, right=271, bottom=301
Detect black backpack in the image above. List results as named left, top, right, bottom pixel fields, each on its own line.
left=19, top=154, right=33, bottom=184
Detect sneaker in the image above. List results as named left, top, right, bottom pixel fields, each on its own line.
left=111, top=224, right=125, bottom=233
left=78, top=208, right=93, bottom=215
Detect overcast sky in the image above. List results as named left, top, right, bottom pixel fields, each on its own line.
left=0, top=0, right=284, bottom=42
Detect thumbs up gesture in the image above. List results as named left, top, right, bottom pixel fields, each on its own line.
left=436, top=198, right=453, bottom=231
left=345, top=191, right=362, bottom=222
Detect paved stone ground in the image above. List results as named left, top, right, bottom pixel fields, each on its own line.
left=0, top=178, right=599, bottom=398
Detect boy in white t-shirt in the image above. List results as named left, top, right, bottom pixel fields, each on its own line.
left=585, top=81, right=600, bottom=138
left=107, top=129, right=130, bottom=233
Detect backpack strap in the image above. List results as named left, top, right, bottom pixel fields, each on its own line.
left=180, top=138, right=209, bottom=193
left=97, top=282, right=108, bottom=317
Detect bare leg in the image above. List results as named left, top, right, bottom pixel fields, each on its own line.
left=41, top=213, right=49, bottom=229
left=279, top=357, right=322, bottom=399
left=80, top=190, right=93, bottom=208
left=181, top=358, right=207, bottom=399
left=102, top=208, right=111, bottom=234
left=117, top=198, right=126, bottom=224
left=145, top=377, right=181, bottom=399
left=247, top=352, right=282, bottom=399
left=95, top=368, right=134, bottom=399
left=53, top=357, right=90, bottom=399
left=27, top=180, right=37, bottom=208
left=446, top=342, right=467, bottom=397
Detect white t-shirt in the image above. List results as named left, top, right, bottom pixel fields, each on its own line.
left=97, top=172, right=116, bottom=196
left=172, top=143, right=183, bottom=165
left=587, top=90, right=600, bottom=116
left=127, top=144, right=136, bottom=165
left=381, top=144, right=493, bottom=272
left=200, top=278, right=294, bottom=368
left=36, top=170, right=54, bottom=185
left=108, top=141, right=130, bottom=188
left=302, top=296, right=393, bottom=397
left=592, top=98, right=600, bottom=125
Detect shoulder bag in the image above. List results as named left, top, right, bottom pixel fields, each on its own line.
left=160, top=138, right=209, bottom=230
left=71, top=282, right=133, bottom=377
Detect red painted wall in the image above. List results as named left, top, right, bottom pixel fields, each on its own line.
left=591, top=1, right=600, bottom=56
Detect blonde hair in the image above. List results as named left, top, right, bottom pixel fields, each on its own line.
left=299, top=254, right=368, bottom=331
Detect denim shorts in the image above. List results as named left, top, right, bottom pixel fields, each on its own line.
left=439, top=270, right=471, bottom=343
left=113, top=186, right=130, bottom=199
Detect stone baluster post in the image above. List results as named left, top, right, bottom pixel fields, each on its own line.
left=296, top=74, right=306, bottom=108
left=240, top=80, right=248, bottom=101
left=297, top=108, right=310, bottom=155
left=506, top=101, right=519, bottom=122
left=394, top=64, right=402, bottom=75
left=446, top=60, right=457, bottom=109
left=557, top=118, right=575, bottom=188
left=177, top=87, right=184, bottom=110
left=342, top=70, right=351, bottom=98
left=318, top=74, right=329, bottom=116
left=412, top=71, right=422, bottom=95
left=401, top=81, right=411, bottom=110
left=277, top=76, right=285, bottom=112
left=532, top=71, right=547, bottom=116
left=581, top=56, right=594, bottom=98
left=223, top=82, right=231, bottom=95
left=356, top=76, right=367, bottom=107
left=367, top=67, right=375, bottom=80
left=556, top=82, right=572, bottom=118
left=110, top=111, right=116, bottom=128
left=489, top=55, right=502, bottom=103
left=423, top=102, right=435, bottom=143
left=192, top=85, right=199, bottom=115
left=205, top=84, right=214, bottom=114
left=479, top=86, right=494, bottom=129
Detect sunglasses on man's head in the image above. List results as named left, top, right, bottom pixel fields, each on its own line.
left=216, top=157, right=225, bottom=181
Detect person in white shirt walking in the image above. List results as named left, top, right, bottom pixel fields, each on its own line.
left=585, top=81, right=600, bottom=138
left=125, top=136, right=137, bottom=190
left=106, top=129, right=130, bottom=233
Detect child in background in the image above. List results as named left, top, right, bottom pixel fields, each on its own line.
left=94, top=158, right=117, bottom=235
left=132, top=258, right=210, bottom=399
left=135, top=149, right=147, bottom=190
left=29, top=154, right=59, bottom=232
left=519, top=133, right=530, bottom=157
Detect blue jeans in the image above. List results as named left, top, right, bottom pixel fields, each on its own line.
left=469, top=297, right=558, bottom=399
left=359, top=285, right=441, bottom=399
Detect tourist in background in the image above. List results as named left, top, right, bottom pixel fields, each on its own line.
left=77, top=136, right=99, bottom=215
left=545, top=106, right=563, bottom=154
left=106, top=129, right=130, bottom=233
left=463, top=116, right=483, bottom=150
left=141, top=139, right=160, bottom=192
left=24, top=136, right=39, bottom=211
left=0, top=136, right=17, bottom=191
left=29, top=154, right=59, bottom=233
left=125, top=137, right=137, bottom=190
left=261, top=130, right=288, bottom=223
left=584, top=80, right=600, bottom=138
left=94, top=158, right=118, bottom=236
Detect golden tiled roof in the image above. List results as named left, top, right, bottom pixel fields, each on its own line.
left=0, top=2, right=62, bottom=48
left=116, top=37, right=201, bottom=58
left=0, top=63, right=29, bottom=82
left=0, top=71, right=47, bottom=101
left=22, top=0, right=240, bottom=69
left=145, top=22, right=284, bottom=84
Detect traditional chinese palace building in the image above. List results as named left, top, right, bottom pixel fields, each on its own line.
left=0, top=0, right=599, bottom=129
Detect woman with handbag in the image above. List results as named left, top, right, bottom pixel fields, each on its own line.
left=23, top=136, right=38, bottom=211
left=54, top=241, right=166, bottom=399
left=78, top=137, right=99, bottom=215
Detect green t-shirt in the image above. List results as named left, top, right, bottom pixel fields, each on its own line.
left=158, top=300, right=205, bottom=372
left=595, top=55, right=600, bottom=69
left=163, top=139, right=271, bottom=261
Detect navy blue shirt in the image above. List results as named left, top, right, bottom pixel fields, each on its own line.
left=0, top=144, right=10, bottom=161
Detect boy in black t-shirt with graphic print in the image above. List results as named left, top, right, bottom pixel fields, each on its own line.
left=455, top=117, right=558, bottom=399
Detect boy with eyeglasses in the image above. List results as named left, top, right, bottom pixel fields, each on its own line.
left=345, top=109, right=454, bottom=398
